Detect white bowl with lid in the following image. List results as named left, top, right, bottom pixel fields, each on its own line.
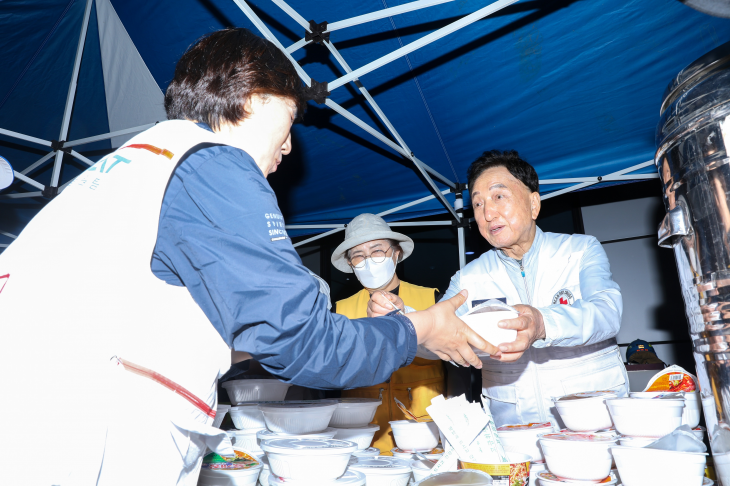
left=214, top=404, right=231, bottom=429
left=267, top=469, right=366, bottom=485
left=606, top=397, right=685, bottom=437
left=258, top=400, right=338, bottom=435
left=410, top=459, right=435, bottom=483
left=348, top=456, right=412, bottom=486
left=199, top=449, right=262, bottom=486
left=538, top=431, right=618, bottom=481
left=330, top=424, right=380, bottom=450
left=260, top=438, right=357, bottom=481
left=257, top=455, right=271, bottom=486
left=496, top=422, right=554, bottom=461
left=630, top=391, right=701, bottom=428
left=389, top=420, right=440, bottom=452
left=256, top=427, right=337, bottom=448
left=617, top=435, right=656, bottom=448
left=227, top=428, right=266, bottom=455
left=222, top=379, right=292, bottom=403
left=611, top=445, right=707, bottom=486
left=230, top=403, right=268, bottom=430
left=353, top=447, right=380, bottom=458
left=553, top=391, right=617, bottom=432
left=329, top=398, right=382, bottom=428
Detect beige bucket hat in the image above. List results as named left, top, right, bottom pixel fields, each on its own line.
left=331, top=213, right=414, bottom=273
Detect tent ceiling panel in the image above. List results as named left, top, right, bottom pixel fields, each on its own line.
left=0, top=0, right=728, bottom=238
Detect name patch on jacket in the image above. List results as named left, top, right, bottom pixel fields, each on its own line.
left=552, top=289, right=574, bottom=305
left=472, top=297, right=507, bottom=307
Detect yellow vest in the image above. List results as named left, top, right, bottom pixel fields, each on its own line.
left=335, top=281, right=445, bottom=455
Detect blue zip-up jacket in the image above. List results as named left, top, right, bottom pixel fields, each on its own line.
left=150, top=127, right=416, bottom=389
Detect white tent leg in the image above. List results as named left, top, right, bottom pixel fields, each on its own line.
left=50, top=0, right=94, bottom=188
left=328, top=0, right=520, bottom=91
left=20, top=152, right=56, bottom=176
left=0, top=128, right=52, bottom=148
left=322, top=40, right=456, bottom=189
left=13, top=172, right=45, bottom=191
left=293, top=188, right=451, bottom=247
left=65, top=122, right=157, bottom=148
left=0, top=192, right=44, bottom=200
left=454, top=191, right=466, bottom=269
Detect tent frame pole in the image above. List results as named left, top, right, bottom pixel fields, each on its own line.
left=292, top=189, right=451, bottom=247
left=454, top=191, right=466, bottom=269
left=50, top=0, right=94, bottom=189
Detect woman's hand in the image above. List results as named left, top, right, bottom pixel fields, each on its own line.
left=492, top=304, right=546, bottom=362
left=407, top=290, right=499, bottom=369
left=367, top=291, right=406, bottom=317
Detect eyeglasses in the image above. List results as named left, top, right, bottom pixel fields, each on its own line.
left=349, top=245, right=394, bottom=269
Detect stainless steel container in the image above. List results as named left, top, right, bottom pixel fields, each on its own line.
left=656, top=41, right=730, bottom=454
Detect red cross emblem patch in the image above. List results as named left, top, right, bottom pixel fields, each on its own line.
left=552, top=288, right=575, bottom=305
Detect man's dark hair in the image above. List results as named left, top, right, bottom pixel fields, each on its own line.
left=165, top=28, right=305, bottom=130
left=466, top=150, right=539, bottom=194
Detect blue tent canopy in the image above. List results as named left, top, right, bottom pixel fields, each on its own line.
left=0, top=0, right=728, bottom=248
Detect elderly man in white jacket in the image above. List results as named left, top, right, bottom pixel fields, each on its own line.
left=369, top=150, right=628, bottom=427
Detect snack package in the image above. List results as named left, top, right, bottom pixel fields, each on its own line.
left=643, top=365, right=699, bottom=392
left=202, top=449, right=259, bottom=469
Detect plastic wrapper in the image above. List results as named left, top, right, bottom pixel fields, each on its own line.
left=647, top=424, right=707, bottom=453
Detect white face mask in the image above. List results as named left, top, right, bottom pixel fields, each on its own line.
left=353, top=255, right=397, bottom=289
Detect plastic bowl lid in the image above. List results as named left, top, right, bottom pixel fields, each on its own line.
left=331, top=424, right=380, bottom=433
left=539, top=432, right=619, bottom=443
left=269, top=469, right=366, bottom=485
left=257, top=400, right=337, bottom=410
left=415, top=470, right=492, bottom=485
left=353, top=447, right=380, bottom=457
left=257, top=427, right=337, bottom=441
left=349, top=456, right=412, bottom=475
left=554, top=391, right=618, bottom=402
left=260, top=438, right=358, bottom=455
left=222, top=378, right=289, bottom=386
left=227, top=427, right=265, bottom=437
left=497, top=422, right=553, bottom=432
left=537, top=472, right=617, bottom=485
left=336, top=398, right=383, bottom=408
left=393, top=447, right=441, bottom=455
left=606, top=397, right=685, bottom=406
left=202, top=449, right=262, bottom=470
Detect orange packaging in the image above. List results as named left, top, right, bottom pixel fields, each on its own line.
left=644, top=365, right=698, bottom=392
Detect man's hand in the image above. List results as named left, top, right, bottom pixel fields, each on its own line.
left=493, top=304, right=546, bottom=362
left=407, top=290, right=499, bottom=369
left=367, top=291, right=405, bottom=317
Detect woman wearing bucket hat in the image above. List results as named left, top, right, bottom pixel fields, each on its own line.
left=332, top=213, right=446, bottom=455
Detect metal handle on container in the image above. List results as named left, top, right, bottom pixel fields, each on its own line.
left=658, top=203, right=690, bottom=248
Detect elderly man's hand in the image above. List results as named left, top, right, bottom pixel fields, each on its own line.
left=367, top=291, right=406, bottom=317
left=407, top=290, right=499, bottom=369
left=492, top=304, right=546, bottom=362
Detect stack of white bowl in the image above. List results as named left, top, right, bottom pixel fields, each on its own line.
left=535, top=391, right=621, bottom=484
left=218, top=378, right=294, bottom=458
left=606, top=394, right=708, bottom=486
left=328, top=398, right=383, bottom=451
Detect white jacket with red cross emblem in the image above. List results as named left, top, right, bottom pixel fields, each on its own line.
left=441, top=226, right=627, bottom=427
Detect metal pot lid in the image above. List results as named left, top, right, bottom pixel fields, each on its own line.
left=348, top=456, right=412, bottom=475
left=260, top=438, right=358, bottom=455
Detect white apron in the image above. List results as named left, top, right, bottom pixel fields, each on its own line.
left=459, top=235, right=628, bottom=427
left=0, top=121, right=233, bottom=486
